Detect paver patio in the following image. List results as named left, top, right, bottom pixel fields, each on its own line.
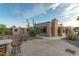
left=7, top=36, right=79, bottom=56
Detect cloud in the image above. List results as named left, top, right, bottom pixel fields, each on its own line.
left=11, top=3, right=60, bottom=19
left=10, top=4, right=22, bottom=14
left=63, top=19, right=79, bottom=27
left=63, top=3, right=79, bottom=16
left=23, top=4, right=52, bottom=18
left=49, top=3, right=60, bottom=10
left=12, top=8, right=20, bottom=14
left=25, top=3, right=60, bottom=18
left=60, top=3, right=79, bottom=27
left=10, top=4, right=51, bottom=18
left=10, top=3, right=79, bottom=27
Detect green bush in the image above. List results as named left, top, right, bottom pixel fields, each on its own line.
left=27, top=26, right=40, bottom=36
left=0, top=24, right=6, bottom=32
left=27, top=27, right=36, bottom=36
left=67, top=34, right=79, bottom=41
left=0, top=24, right=6, bottom=35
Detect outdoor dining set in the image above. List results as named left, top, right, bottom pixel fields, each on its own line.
left=0, top=35, right=23, bottom=56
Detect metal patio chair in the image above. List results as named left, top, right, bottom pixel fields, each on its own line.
left=11, top=39, right=22, bottom=55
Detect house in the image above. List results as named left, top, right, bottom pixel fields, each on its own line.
left=5, top=25, right=26, bottom=35
left=36, top=18, right=74, bottom=36
left=3, top=18, right=74, bottom=36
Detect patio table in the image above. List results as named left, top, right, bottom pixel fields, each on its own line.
left=0, top=40, right=12, bottom=56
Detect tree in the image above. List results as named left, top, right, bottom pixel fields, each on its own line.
left=77, top=16, right=79, bottom=20
left=32, top=19, right=39, bottom=34
left=0, top=24, right=6, bottom=35
left=26, top=18, right=40, bottom=36
left=27, top=27, right=36, bottom=36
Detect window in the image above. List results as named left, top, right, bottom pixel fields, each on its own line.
left=43, top=27, right=46, bottom=33
left=63, top=29, right=65, bottom=33
left=41, top=27, right=47, bottom=33
left=58, top=29, right=60, bottom=33
left=15, top=29, right=17, bottom=31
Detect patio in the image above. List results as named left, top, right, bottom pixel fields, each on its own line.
left=7, top=36, right=79, bottom=56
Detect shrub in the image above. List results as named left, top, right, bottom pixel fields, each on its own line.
left=66, top=34, right=79, bottom=41
left=27, top=25, right=40, bottom=36
left=0, top=24, right=6, bottom=33
left=27, top=27, right=36, bottom=36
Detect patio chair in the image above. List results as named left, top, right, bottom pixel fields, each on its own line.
left=11, top=40, right=22, bottom=55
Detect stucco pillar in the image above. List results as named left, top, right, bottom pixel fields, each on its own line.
left=47, top=22, right=52, bottom=36
left=59, top=27, right=63, bottom=36
left=24, top=28, right=27, bottom=34
left=59, top=24, right=63, bottom=36
left=51, top=19, right=58, bottom=36
left=66, top=28, right=69, bottom=35
left=18, top=27, right=21, bottom=34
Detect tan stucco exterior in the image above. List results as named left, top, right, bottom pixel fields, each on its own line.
left=36, top=18, right=73, bottom=36
left=5, top=26, right=26, bottom=35
left=4, top=18, right=73, bottom=36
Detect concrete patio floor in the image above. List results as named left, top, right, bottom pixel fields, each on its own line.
left=7, top=36, right=79, bottom=56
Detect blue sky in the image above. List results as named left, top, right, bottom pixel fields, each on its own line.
left=0, top=3, right=79, bottom=27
